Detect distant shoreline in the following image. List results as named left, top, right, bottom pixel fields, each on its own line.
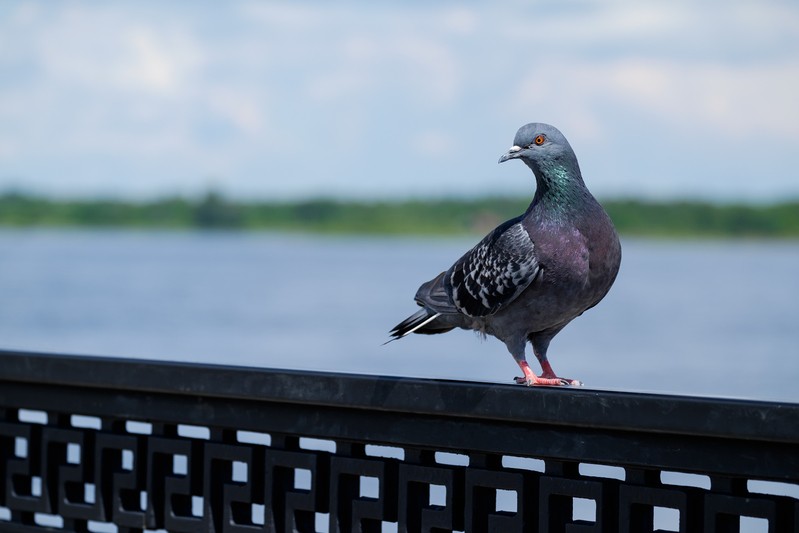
left=1, top=192, right=798, bottom=239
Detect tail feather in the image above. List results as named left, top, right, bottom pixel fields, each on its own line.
left=385, top=308, right=442, bottom=344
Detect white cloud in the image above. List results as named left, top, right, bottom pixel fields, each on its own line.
left=306, top=70, right=374, bottom=104
left=113, top=28, right=202, bottom=94
left=393, top=37, right=461, bottom=105
left=441, top=7, right=478, bottom=35
left=297, top=23, right=461, bottom=107
left=411, top=130, right=457, bottom=158
left=514, top=58, right=799, bottom=141
left=206, top=88, right=266, bottom=135
left=238, top=2, right=325, bottom=31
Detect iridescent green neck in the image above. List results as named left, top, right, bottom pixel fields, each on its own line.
left=525, top=157, right=589, bottom=215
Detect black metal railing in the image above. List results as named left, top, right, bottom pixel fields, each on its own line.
left=0, top=350, right=797, bottom=532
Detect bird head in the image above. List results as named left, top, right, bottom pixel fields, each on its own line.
left=498, top=123, right=577, bottom=169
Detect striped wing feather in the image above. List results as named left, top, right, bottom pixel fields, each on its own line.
left=445, top=221, right=539, bottom=317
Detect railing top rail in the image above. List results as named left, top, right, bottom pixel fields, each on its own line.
left=1, top=349, right=797, bottom=444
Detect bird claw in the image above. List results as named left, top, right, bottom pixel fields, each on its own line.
left=515, top=361, right=582, bottom=386
left=514, top=375, right=582, bottom=387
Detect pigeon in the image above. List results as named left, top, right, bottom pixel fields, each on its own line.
left=388, top=123, right=621, bottom=386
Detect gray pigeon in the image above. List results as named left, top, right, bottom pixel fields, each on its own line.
left=388, top=123, right=621, bottom=386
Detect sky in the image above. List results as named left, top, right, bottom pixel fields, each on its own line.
left=1, top=1, right=798, bottom=201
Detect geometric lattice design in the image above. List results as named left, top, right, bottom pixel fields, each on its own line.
left=1, top=350, right=798, bottom=532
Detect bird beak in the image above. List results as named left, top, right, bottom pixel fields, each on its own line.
left=498, top=145, right=523, bottom=164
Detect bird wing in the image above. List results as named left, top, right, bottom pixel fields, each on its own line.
left=444, top=219, right=540, bottom=317
left=414, top=271, right=460, bottom=314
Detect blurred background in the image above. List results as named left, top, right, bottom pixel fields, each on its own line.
left=1, top=1, right=798, bottom=401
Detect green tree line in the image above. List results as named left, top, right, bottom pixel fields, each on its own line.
left=0, top=191, right=797, bottom=238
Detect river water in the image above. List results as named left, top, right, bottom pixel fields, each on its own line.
left=1, top=229, right=796, bottom=403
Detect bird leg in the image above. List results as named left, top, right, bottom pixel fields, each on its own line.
left=514, top=360, right=577, bottom=386
left=514, top=332, right=583, bottom=386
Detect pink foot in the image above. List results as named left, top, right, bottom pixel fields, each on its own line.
left=540, top=359, right=582, bottom=386
left=514, top=361, right=582, bottom=387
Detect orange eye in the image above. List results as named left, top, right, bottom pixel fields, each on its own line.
left=534, top=134, right=546, bottom=146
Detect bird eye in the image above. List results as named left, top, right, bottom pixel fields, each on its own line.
left=534, top=134, right=546, bottom=146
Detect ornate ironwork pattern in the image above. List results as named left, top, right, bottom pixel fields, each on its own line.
left=1, top=350, right=798, bottom=532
